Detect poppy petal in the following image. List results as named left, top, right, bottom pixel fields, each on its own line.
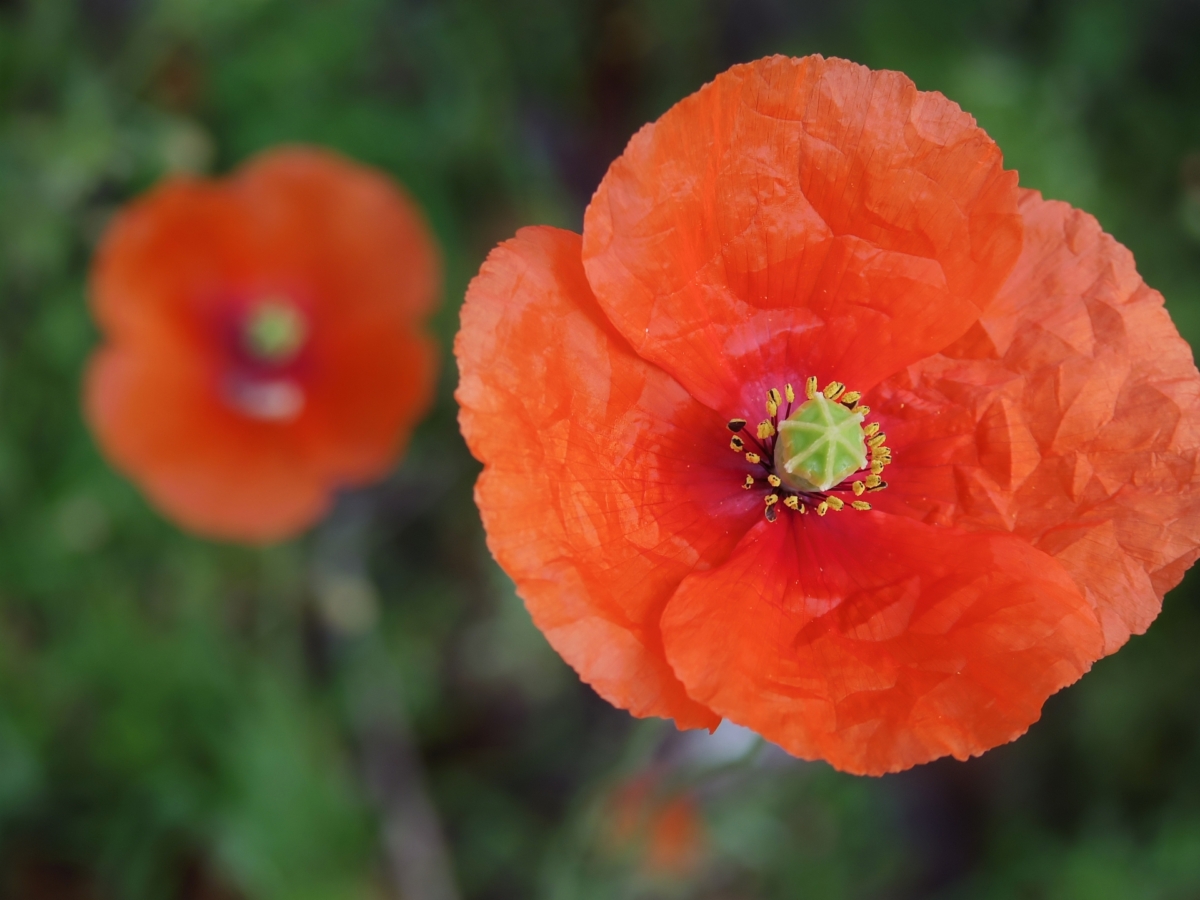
left=85, top=346, right=329, bottom=542
left=874, top=190, right=1200, bottom=653
left=582, top=54, right=1021, bottom=414
left=303, top=322, right=438, bottom=482
left=92, top=147, right=439, bottom=346
left=236, top=147, right=441, bottom=321
left=661, top=511, right=1103, bottom=775
left=456, top=226, right=766, bottom=730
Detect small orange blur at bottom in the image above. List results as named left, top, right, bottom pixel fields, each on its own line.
left=604, top=774, right=708, bottom=878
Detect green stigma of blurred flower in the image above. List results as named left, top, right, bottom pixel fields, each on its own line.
left=244, top=299, right=307, bottom=364
left=773, top=393, right=868, bottom=492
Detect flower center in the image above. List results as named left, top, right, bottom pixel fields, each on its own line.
left=242, top=298, right=307, bottom=365
left=774, top=393, right=867, bottom=492
left=226, top=298, right=308, bottom=421
left=727, top=377, right=890, bottom=521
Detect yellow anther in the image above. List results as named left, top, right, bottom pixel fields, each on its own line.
left=826, top=495, right=844, bottom=511
left=783, top=495, right=800, bottom=510
left=852, top=481, right=865, bottom=496
left=757, top=420, right=776, bottom=440
left=864, top=474, right=882, bottom=489
left=868, top=480, right=888, bottom=492
left=823, top=381, right=846, bottom=401
left=785, top=384, right=795, bottom=404
left=870, top=447, right=891, bottom=461
left=851, top=500, right=872, bottom=511
left=766, top=388, right=781, bottom=417
left=864, top=422, right=881, bottom=438
left=840, top=391, right=861, bottom=406
left=745, top=452, right=761, bottom=464
left=730, top=436, right=745, bottom=452
left=817, top=501, right=829, bottom=516
left=805, top=376, right=818, bottom=400
left=728, top=418, right=747, bottom=432
left=767, top=474, right=782, bottom=488
left=765, top=493, right=779, bottom=507
left=855, top=405, right=870, bottom=417
left=743, top=475, right=755, bottom=490
left=868, top=433, right=887, bottom=449
left=870, top=460, right=885, bottom=476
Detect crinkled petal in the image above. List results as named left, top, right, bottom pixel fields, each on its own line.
left=873, top=191, right=1200, bottom=652
left=456, top=226, right=765, bottom=729
left=582, top=54, right=1021, bottom=415
left=661, top=511, right=1103, bottom=775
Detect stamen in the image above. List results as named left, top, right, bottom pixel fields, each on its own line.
left=766, top=388, right=781, bottom=417
left=725, top=376, right=887, bottom=520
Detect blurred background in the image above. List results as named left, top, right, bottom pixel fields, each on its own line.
left=2, top=0, right=1200, bottom=897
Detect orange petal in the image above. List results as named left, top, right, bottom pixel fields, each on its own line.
left=661, top=511, right=1103, bottom=775
left=582, top=54, right=1021, bottom=415
left=85, top=346, right=329, bottom=543
left=303, top=322, right=438, bottom=482
left=874, top=190, right=1200, bottom=653
left=236, top=147, right=440, bottom=321
left=456, top=226, right=765, bottom=730
left=92, top=147, right=439, bottom=345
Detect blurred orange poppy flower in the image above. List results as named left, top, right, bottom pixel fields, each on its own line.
left=605, top=775, right=707, bottom=876
left=456, top=56, right=1200, bottom=774
left=86, top=147, right=439, bottom=543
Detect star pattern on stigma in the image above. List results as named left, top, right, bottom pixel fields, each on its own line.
left=728, top=376, right=889, bottom=521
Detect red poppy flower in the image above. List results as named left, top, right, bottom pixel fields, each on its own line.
left=86, top=147, right=439, bottom=543
left=605, top=775, right=707, bottom=876
left=456, top=56, right=1200, bottom=774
